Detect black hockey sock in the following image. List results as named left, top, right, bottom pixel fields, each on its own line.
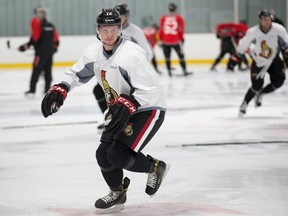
left=101, top=167, right=124, bottom=189
left=244, top=88, right=256, bottom=104
left=165, top=59, right=171, bottom=71
left=126, top=152, right=151, bottom=173
left=180, top=58, right=187, bottom=71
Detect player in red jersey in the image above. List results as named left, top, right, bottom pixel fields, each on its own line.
left=210, top=22, right=237, bottom=71
left=19, top=6, right=59, bottom=95
left=143, top=24, right=162, bottom=74
left=159, top=3, right=190, bottom=77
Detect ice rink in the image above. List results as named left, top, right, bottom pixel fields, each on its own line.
left=1, top=65, right=288, bottom=216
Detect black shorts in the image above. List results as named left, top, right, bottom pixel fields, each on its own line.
left=101, top=109, right=165, bottom=152
left=251, top=56, right=286, bottom=82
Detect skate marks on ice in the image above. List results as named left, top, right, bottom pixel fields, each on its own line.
left=166, top=140, right=288, bottom=147
left=2, top=120, right=98, bottom=129
left=48, top=202, right=248, bottom=216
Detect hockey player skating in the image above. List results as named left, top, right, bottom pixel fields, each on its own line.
left=236, top=9, right=288, bottom=116
left=93, top=3, right=154, bottom=130
left=159, top=3, right=190, bottom=77
left=41, top=8, right=169, bottom=213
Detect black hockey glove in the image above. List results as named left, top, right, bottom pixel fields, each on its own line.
left=18, top=43, right=29, bottom=52
left=41, top=83, right=68, bottom=118
left=104, top=94, right=140, bottom=136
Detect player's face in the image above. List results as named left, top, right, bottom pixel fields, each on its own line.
left=36, top=10, right=45, bottom=21
left=259, top=17, right=272, bottom=32
left=98, top=25, right=120, bottom=49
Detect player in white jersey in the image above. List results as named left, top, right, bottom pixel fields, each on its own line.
left=236, top=9, right=288, bottom=116
left=93, top=3, right=154, bottom=130
left=115, top=3, right=153, bottom=61
left=41, top=9, right=168, bottom=212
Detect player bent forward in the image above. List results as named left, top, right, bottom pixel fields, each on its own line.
left=41, top=8, right=169, bottom=211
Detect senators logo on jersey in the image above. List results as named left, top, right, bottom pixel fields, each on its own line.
left=259, top=40, right=273, bottom=59
left=123, top=123, right=133, bottom=136
left=101, top=70, right=118, bottom=107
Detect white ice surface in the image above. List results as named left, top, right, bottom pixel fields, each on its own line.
left=0, top=66, right=288, bottom=216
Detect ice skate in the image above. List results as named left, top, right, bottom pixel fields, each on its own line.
left=254, top=92, right=264, bottom=108
left=95, top=177, right=130, bottom=214
left=145, top=155, right=170, bottom=196
left=24, top=90, right=35, bottom=98
left=238, top=101, right=247, bottom=117
left=183, top=70, right=193, bottom=76
left=210, top=66, right=217, bottom=72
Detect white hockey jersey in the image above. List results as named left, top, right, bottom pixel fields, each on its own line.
left=61, top=38, right=166, bottom=112
left=122, top=23, right=153, bottom=61
left=237, top=23, right=288, bottom=68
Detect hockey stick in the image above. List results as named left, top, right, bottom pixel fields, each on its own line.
left=6, top=39, right=18, bottom=50
left=2, top=120, right=98, bottom=130
left=166, top=140, right=288, bottom=148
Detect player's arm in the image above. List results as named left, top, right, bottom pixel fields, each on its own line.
left=41, top=44, right=97, bottom=118
left=158, top=16, right=165, bottom=41
left=277, top=26, right=288, bottom=67
left=178, top=15, right=185, bottom=42
left=18, top=18, right=41, bottom=52
left=53, top=27, right=60, bottom=52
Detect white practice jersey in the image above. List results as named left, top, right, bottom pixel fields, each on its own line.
left=122, top=23, right=153, bottom=61
left=61, top=38, right=166, bottom=112
left=237, top=23, right=288, bottom=68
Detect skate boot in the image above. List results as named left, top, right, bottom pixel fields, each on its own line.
left=95, top=177, right=130, bottom=212
left=24, top=90, right=35, bottom=98
left=238, top=101, right=248, bottom=117
left=254, top=92, right=264, bottom=108
left=183, top=70, right=193, bottom=76
left=145, top=155, right=169, bottom=196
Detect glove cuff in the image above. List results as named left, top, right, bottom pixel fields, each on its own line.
left=116, top=94, right=139, bottom=114
left=48, top=84, right=68, bottom=100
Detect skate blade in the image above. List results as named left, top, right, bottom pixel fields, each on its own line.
left=95, top=204, right=124, bottom=215
left=238, top=112, right=245, bottom=118
left=150, top=163, right=171, bottom=198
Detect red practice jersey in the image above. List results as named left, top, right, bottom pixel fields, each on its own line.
left=159, top=13, right=184, bottom=45
left=143, top=26, right=158, bottom=48
left=234, top=23, right=249, bottom=44
left=216, top=22, right=238, bottom=39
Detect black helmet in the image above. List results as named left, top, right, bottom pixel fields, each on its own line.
left=115, top=4, right=129, bottom=15
left=258, top=9, right=272, bottom=19
left=96, top=8, right=121, bottom=28
left=168, top=3, right=177, bottom=12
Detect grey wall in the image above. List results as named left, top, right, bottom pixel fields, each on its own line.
left=0, top=0, right=286, bottom=36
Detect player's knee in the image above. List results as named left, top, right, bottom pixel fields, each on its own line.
left=251, top=82, right=263, bottom=92
left=106, top=142, right=134, bottom=169
left=96, top=143, right=111, bottom=169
